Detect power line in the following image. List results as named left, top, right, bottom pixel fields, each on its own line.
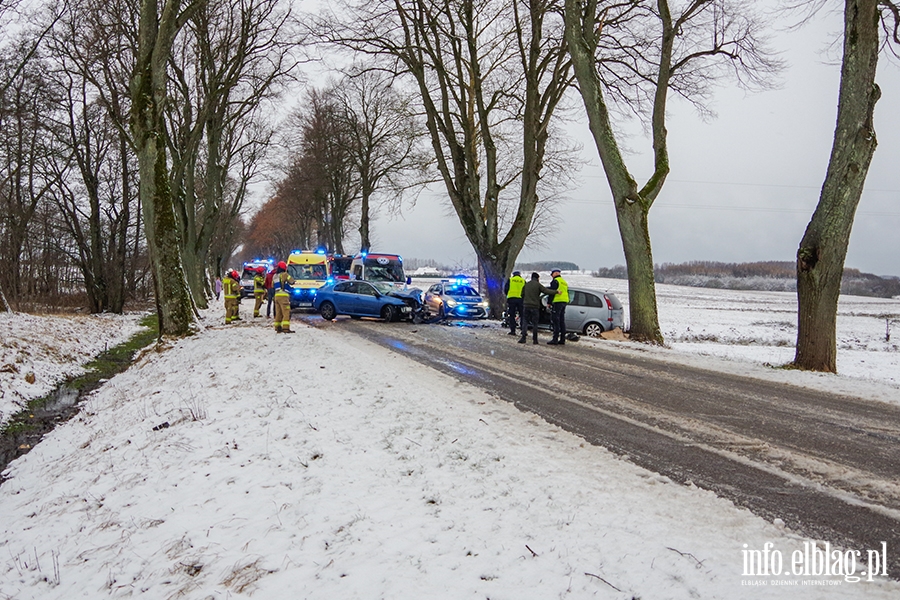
left=578, top=173, right=900, bottom=194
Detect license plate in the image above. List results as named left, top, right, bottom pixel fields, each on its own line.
left=296, top=302, right=312, bottom=308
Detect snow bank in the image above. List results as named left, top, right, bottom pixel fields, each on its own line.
left=0, top=312, right=147, bottom=425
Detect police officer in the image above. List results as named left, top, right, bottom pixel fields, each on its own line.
left=519, top=272, right=556, bottom=345
left=548, top=269, right=569, bottom=345
left=223, top=270, right=241, bottom=324
left=252, top=266, right=266, bottom=318
left=272, top=261, right=295, bottom=333
left=503, top=270, right=525, bottom=336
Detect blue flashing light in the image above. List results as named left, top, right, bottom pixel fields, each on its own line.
left=316, top=248, right=326, bottom=255
left=360, top=250, right=368, bottom=258
left=326, top=277, right=334, bottom=284
left=291, top=249, right=300, bottom=254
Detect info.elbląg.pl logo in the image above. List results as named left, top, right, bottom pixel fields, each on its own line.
left=742, top=541, right=888, bottom=584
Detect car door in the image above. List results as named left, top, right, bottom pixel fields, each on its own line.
left=566, top=290, right=587, bottom=332
left=424, top=284, right=442, bottom=313
left=355, top=282, right=382, bottom=316
left=331, top=281, right=358, bottom=314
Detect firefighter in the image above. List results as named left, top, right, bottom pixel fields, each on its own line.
left=223, top=269, right=241, bottom=324
left=548, top=269, right=569, bottom=345
left=503, top=270, right=526, bottom=336
left=253, top=266, right=266, bottom=317
left=272, top=261, right=295, bottom=333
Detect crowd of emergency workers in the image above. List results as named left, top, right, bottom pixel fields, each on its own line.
left=217, top=261, right=573, bottom=345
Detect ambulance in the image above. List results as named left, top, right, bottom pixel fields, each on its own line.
left=285, top=249, right=332, bottom=309
left=349, top=252, right=406, bottom=284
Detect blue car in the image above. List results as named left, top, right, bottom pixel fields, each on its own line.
left=314, top=280, right=415, bottom=322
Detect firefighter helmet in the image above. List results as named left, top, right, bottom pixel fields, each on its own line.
left=277, top=261, right=287, bottom=270
left=256, top=266, right=265, bottom=274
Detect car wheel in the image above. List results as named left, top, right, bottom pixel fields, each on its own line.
left=584, top=322, right=604, bottom=338
left=319, top=301, right=336, bottom=321
left=381, top=304, right=397, bottom=322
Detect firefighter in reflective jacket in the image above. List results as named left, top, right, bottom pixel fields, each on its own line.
left=548, top=269, right=569, bottom=345
left=253, top=266, right=266, bottom=317
left=223, top=270, right=241, bottom=324
left=272, top=261, right=295, bottom=333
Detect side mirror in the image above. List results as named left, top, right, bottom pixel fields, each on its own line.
left=406, top=276, right=412, bottom=285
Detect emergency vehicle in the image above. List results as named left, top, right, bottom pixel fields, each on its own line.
left=328, top=254, right=354, bottom=281
left=240, top=259, right=273, bottom=298
left=286, top=249, right=332, bottom=309
left=349, top=252, right=406, bottom=284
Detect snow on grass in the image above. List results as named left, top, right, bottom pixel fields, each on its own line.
left=1, top=320, right=898, bottom=599
left=0, top=312, right=148, bottom=425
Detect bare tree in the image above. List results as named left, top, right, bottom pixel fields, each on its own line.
left=130, top=0, right=201, bottom=335
left=564, top=0, right=780, bottom=342
left=285, top=86, right=360, bottom=253
left=792, top=0, right=898, bottom=372
left=166, top=0, right=294, bottom=308
left=0, top=42, right=63, bottom=308
left=332, top=69, right=430, bottom=252
left=314, top=0, right=574, bottom=317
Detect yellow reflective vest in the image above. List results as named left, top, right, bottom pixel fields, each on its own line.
left=507, top=275, right=525, bottom=299
left=552, top=276, right=569, bottom=303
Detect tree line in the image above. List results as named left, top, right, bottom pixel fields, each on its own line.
left=1, top=0, right=897, bottom=374
left=0, top=0, right=292, bottom=321
left=594, top=261, right=900, bottom=298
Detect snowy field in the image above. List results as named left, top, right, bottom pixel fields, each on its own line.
left=0, top=311, right=147, bottom=426
left=1, top=281, right=898, bottom=598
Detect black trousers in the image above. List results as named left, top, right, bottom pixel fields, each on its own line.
left=521, top=307, right=540, bottom=342
left=551, top=302, right=567, bottom=341
left=506, top=298, right=524, bottom=333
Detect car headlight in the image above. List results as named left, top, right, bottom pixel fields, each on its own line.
left=478, top=301, right=489, bottom=308
left=445, top=298, right=458, bottom=307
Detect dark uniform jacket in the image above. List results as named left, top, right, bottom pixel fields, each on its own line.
left=522, top=279, right=555, bottom=309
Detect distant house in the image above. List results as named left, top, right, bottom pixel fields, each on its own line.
left=412, top=266, right=442, bottom=277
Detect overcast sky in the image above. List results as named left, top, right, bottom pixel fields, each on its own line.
left=358, top=5, right=900, bottom=277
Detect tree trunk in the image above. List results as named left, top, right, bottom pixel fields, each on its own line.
left=131, top=0, right=198, bottom=337
left=794, top=0, right=881, bottom=372
left=563, top=0, right=665, bottom=343
left=617, top=201, right=662, bottom=342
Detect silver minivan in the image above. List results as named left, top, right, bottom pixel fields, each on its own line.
left=549, top=287, right=625, bottom=336
left=505, top=286, right=625, bottom=336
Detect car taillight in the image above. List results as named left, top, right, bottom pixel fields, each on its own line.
left=604, top=295, right=613, bottom=310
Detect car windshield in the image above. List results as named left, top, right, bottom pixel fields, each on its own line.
left=364, top=258, right=404, bottom=282
left=241, top=269, right=257, bottom=280
left=370, top=282, right=396, bottom=295
left=446, top=285, right=479, bottom=297
left=288, top=263, right=327, bottom=280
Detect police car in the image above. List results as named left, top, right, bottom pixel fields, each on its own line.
left=422, top=277, right=490, bottom=319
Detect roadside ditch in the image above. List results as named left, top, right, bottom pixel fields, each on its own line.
left=0, top=314, right=158, bottom=483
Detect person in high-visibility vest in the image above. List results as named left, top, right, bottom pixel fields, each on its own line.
left=223, top=270, right=241, bottom=324
left=519, top=272, right=556, bottom=345
left=272, top=261, right=295, bottom=333
left=503, top=270, right=526, bottom=336
left=253, top=266, right=266, bottom=317
left=548, top=269, right=569, bottom=345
